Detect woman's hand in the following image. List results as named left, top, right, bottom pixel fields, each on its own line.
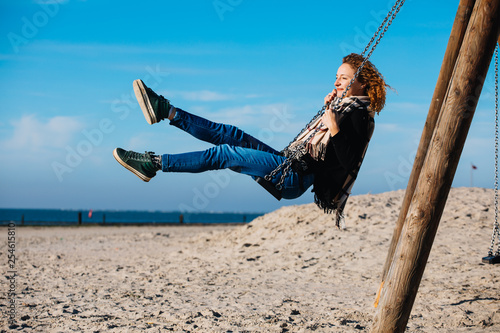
left=324, top=88, right=337, bottom=106
left=321, top=105, right=340, bottom=137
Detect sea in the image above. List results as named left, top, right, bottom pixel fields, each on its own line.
left=0, top=208, right=264, bottom=226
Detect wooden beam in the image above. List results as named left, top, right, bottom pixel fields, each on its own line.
left=371, top=0, right=500, bottom=331
left=378, top=0, right=477, bottom=287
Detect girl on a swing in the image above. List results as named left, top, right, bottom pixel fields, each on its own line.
left=114, top=53, right=388, bottom=225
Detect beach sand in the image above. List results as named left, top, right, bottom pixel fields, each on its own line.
left=1, top=187, right=499, bottom=332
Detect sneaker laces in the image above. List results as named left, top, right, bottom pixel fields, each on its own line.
left=151, top=153, right=162, bottom=170
left=127, top=150, right=155, bottom=162
left=133, top=151, right=161, bottom=171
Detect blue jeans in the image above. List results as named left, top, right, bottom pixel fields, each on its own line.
left=162, top=108, right=314, bottom=199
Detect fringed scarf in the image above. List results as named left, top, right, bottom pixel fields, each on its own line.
left=291, top=96, right=372, bottom=161
left=309, top=96, right=374, bottom=228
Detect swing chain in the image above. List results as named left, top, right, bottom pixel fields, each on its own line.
left=487, top=44, right=500, bottom=257
left=266, top=143, right=308, bottom=190
left=361, top=0, right=405, bottom=58
left=334, top=0, right=405, bottom=109
left=280, top=106, right=327, bottom=157
left=334, top=0, right=405, bottom=112
left=361, top=0, right=405, bottom=60
left=265, top=0, right=405, bottom=189
left=281, top=0, right=406, bottom=154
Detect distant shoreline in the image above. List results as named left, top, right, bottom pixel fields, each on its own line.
left=0, top=208, right=262, bottom=226
left=0, top=222, right=247, bottom=227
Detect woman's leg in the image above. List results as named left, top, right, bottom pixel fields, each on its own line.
left=113, top=145, right=313, bottom=199
left=133, top=79, right=279, bottom=154
left=170, top=108, right=280, bottom=154
left=162, top=144, right=313, bottom=199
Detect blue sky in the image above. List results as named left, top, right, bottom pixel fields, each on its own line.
left=0, top=0, right=496, bottom=213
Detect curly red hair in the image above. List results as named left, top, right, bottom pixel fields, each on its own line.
left=343, top=53, right=388, bottom=113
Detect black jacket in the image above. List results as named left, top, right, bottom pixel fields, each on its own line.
left=303, top=102, right=373, bottom=213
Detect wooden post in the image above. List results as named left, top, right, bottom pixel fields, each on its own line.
left=379, top=0, right=476, bottom=286
left=372, top=0, right=500, bottom=331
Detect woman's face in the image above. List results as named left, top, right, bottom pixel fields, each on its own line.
left=335, top=63, right=366, bottom=98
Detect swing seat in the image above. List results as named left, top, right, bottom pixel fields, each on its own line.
left=255, top=176, right=282, bottom=201
left=482, top=255, right=500, bottom=264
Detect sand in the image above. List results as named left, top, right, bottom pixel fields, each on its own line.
left=1, top=187, right=499, bottom=332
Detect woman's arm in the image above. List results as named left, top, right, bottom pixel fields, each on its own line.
left=321, top=106, right=340, bottom=136
left=329, top=108, right=371, bottom=170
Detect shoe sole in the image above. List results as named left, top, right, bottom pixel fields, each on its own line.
left=113, top=148, right=152, bottom=182
left=133, top=79, right=157, bottom=125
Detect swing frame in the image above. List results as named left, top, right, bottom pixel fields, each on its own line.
left=373, top=0, right=500, bottom=332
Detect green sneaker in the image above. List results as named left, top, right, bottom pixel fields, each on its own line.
left=133, top=79, right=172, bottom=124
left=113, top=148, right=159, bottom=182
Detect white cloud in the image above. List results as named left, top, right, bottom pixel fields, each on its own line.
left=463, top=136, right=495, bottom=158
left=1, top=115, right=83, bottom=152
left=164, top=90, right=235, bottom=102
left=161, top=90, right=262, bottom=102
left=384, top=102, right=428, bottom=113
left=127, top=133, right=157, bottom=152
left=31, top=40, right=222, bottom=57
left=210, top=103, right=284, bottom=124
left=376, top=123, right=419, bottom=134
left=0, top=54, right=18, bottom=61
left=33, top=0, right=69, bottom=4
left=207, top=103, right=301, bottom=148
